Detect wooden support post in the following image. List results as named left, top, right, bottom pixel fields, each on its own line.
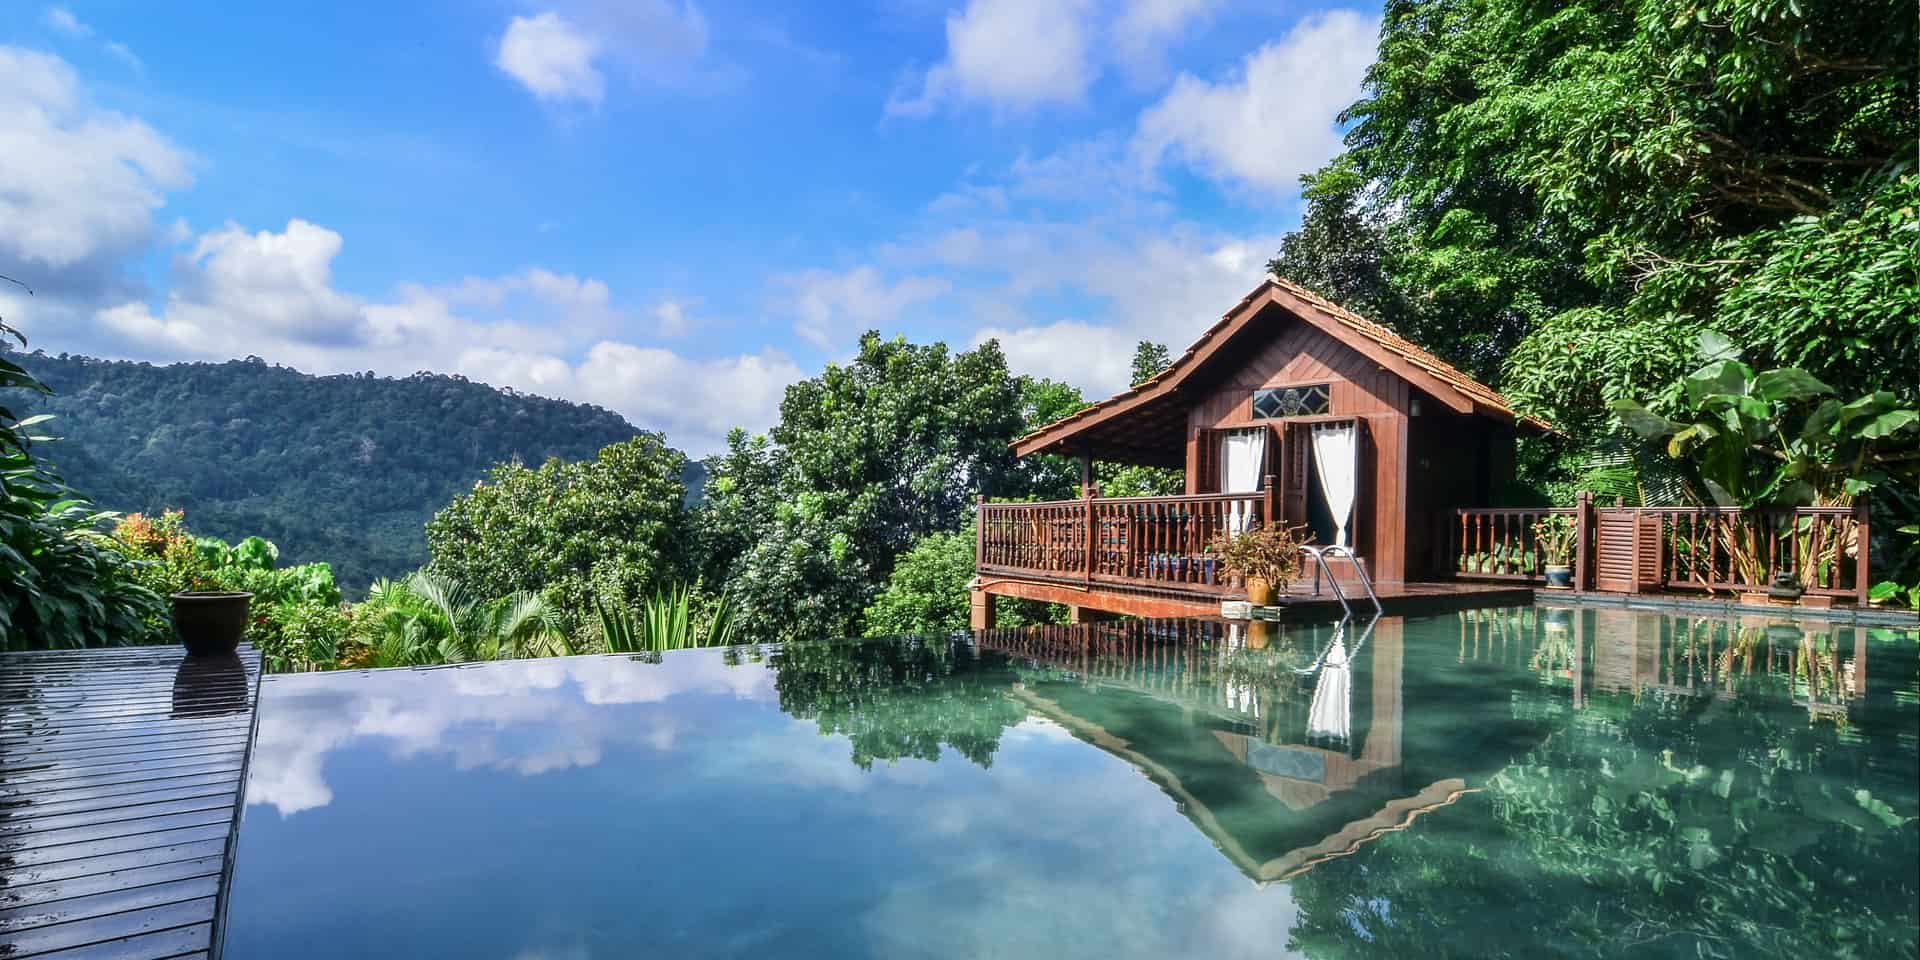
left=970, top=589, right=996, bottom=631
left=1574, top=491, right=1593, bottom=593
left=1853, top=493, right=1871, bottom=604
left=974, top=494, right=985, bottom=572
left=1083, top=483, right=1096, bottom=584
left=1262, top=473, right=1277, bottom=529
left=1068, top=605, right=1116, bottom=624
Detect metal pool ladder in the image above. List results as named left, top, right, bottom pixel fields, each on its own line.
left=1299, top=544, right=1383, bottom=619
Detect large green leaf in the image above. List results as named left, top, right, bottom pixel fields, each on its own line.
left=1752, top=368, right=1833, bottom=402
left=1684, top=359, right=1750, bottom=405
left=1611, top=399, right=1681, bottom=438
left=1856, top=409, right=1919, bottom=439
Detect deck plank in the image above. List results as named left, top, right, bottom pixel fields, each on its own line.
left=0, top=645, right=259, bottom=960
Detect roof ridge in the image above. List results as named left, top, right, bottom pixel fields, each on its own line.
left=1009, top=277, right=1548, bottom=450
left=1265, top=276, right=1543, bottom=425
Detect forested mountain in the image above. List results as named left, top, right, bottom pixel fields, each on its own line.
left=8, top=351, right=702, bottom=592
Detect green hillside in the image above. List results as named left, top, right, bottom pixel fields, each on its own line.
left=9, top=352, right=702, bottom=592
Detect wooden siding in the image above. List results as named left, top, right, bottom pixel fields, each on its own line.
left=1182, top=321, right=1413, bottom=584
left=0, top=645, right=262, bottom=960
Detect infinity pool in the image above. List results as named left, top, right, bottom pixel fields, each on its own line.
left=224, top=607, right=1919, bottom=958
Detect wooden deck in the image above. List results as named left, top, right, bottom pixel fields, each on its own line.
left=0, top=645, right=261, bottom=960
left=973, top=570, right=1534, bottom=624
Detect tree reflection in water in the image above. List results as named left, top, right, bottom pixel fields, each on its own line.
left=771, top=634, right=1027, bottom=770
left=1284, top=608, right=1919, bottom=960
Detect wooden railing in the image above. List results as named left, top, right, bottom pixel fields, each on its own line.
left=1454, top=507, right=1576, bottom=582
left=1452, top=492, right=1871, bottom=602
left=1633, top=505, right=1865, bottom=598
left=978, top=486, right=1273, bottom=596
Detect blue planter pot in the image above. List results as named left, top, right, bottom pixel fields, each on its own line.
left=1543, top=565, right=1573, bottom=589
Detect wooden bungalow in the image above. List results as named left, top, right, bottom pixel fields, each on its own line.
left=972, top=276, right=1550, bottom=625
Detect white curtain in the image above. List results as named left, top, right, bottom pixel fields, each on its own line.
left=1306, top=629, right=1352, bottom=743
left=1310, top=422, right=1357, bottom=547
left=1220, top=428, right=1267, bottom=536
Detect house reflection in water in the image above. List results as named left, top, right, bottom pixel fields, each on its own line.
left=974, top=606, right=1886, bottom=887
left=976, top=616, right=1475, bottom=885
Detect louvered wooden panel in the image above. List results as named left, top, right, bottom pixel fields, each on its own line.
left=1594, top=510, right=1638, bottom=592
left=1636, top=514, right=1664, bottom=589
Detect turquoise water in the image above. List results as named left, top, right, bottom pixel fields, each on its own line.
left=224, top=607, right=1919, bottom=958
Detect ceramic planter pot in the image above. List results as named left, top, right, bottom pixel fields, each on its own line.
left=170, top=591, right=252, bottom=657
left=1245, top=576, right=1275, bottom=606
left=1543, top=564, right=1573, bottom=589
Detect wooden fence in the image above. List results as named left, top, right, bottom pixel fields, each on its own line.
left=1452, top=491, right=1871, bottom=602
left=977, top=486, right=1274, bottom=595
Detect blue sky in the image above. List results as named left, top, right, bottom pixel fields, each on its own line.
left=1, top=1, right=1382, bottom=454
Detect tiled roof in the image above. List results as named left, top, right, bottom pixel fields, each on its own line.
left=1011, top=275, right=1549, bottom=450
left=1269, top=277, right=1547, bottom=428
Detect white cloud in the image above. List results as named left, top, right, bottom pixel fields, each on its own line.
left=1134, top=9, right=1380, bottom=197
left=775, top=265, right=951, bottom=351
left=973, top=320, right=1134, bottom=391
left=651, top=299, right=695, bottom=336
left=102, top=40, right=142, bottom=70
left=495, top=2, right=714, bottom=104
left=972, top=227, right=1278, bottom=397
left=97, top=219, right=798, bottom=455
left=43, top=6, right=86, bottom=36
left=566, top=344, right=804, bottom=453
left=887, top=0, right=1098, bottom=116
left=1112, top=0, right=1225, bottom=78
left=497, top=12, right=604, bottom=103
left=40, top=8, right=143, bottom=70
left=0, top=46, right=188, bottom=274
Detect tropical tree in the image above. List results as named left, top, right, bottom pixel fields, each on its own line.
left=864, top=522, right=1068, bottom=636
left=1129, top=340, right=1173, bottom=386
left=425, top=435, right=693, bottom=627
left=1270, top=0, right=1915, bottom=494
left=712, top=333, right=1029, bottom=639
left=862, top=527, right=977, bottom=636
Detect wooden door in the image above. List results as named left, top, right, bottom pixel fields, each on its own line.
left=1279, top=422, right=1309, bottom=529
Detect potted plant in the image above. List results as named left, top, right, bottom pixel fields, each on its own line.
left=170, top=590, right=253, bottom=656
left=1208, top=523, right=1308, bottom=606
left=1533, top=514, right=1577, bottom=589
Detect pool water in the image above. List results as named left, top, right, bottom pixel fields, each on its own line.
left=224, top=607, right=1920, bottom=959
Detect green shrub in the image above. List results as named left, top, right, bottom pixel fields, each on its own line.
left=255, top=601, right=350, bottom=673
left=2, top=338, right=167, bottom=649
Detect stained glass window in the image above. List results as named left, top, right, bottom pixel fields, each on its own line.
left=1251, top=383, right=1331, bottom=418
